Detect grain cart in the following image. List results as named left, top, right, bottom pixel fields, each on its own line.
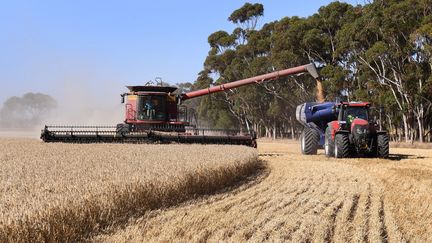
left=41, top=63, right=321, bottom=147
left=296, top=101, right=389, bottom=158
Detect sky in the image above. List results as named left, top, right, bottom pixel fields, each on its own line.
left=0, top=0, right=362, bottom=107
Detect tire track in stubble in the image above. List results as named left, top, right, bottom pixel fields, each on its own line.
left=348, top=182, right=370, bottom=242
left=219, top=178, right=307, bottom=219
left=379, top=197, right=389, bottom=242
left=211, top=174, right=288, bottom=213
left=246, top=174, right=332, bottom=241
left=215, top=174, right=322, bottom=240
left=249, top=173, right=336, bottom=242
left=290, top=174, right=344, bottom=242
left=332, top=192, right=360, bottom=242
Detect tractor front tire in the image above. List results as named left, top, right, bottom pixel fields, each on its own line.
left=301, top=128, right=319, bottom=155
left=377, top=134, right=389, bottom=158
left=324, top=127, right=335, bottom=157
left=334, top=133, right=350, bottom=158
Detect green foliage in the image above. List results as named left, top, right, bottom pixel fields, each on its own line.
left=320, top=65, right=347, bottom=100
left=208, top=31, right=235, bottom=50
left=365, top=41, right=389, bottom=62
left=228, top=3, right=264, bottom=30
left=189, top=0, right=432, bottom=140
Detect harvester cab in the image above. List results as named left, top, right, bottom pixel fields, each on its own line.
left=119, top=85, right=191, bottom=133
left=296, top=101, right=389, bottom=158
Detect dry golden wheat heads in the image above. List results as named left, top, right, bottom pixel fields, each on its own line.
left=0, top=138, right=260, bottom=242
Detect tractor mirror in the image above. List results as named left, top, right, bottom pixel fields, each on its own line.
left=121, top=95, right=125, bottom=104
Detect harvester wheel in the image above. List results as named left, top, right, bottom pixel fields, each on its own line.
left=301, top=128, right=319, bottom=155
left=324, top=127, right=334, bottom=157
left=334, top=133, right=350, bottom=158
left=377, top=134, right=389, bottom=158
left=116, top=123, right=130, bottom=136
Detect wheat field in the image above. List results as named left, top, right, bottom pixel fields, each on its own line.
left=0, top=138, right=260, bottom=242
left=94, top=141, right=432, bottom=242
left=1, top=138, right=432, bottom=242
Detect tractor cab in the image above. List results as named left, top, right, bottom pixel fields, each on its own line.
left=337, top=102, right=370, bottom=125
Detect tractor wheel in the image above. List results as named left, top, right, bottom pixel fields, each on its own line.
left=301, top=128, right=319, bottom=155
left=334, top=133, right=350, bottom=158
left=324, top=127, right=334, bottom=157
left=377, top=134, right=389, bottom=158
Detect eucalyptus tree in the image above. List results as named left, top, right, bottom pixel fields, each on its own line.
left=336, top=0, right=431, bottom=142
left=191, top=1, right=432, bottom=141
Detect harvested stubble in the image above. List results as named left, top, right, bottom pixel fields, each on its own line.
left=95, top=141, right=432, bottom=242
left=0, top=138, right=261, bottom=242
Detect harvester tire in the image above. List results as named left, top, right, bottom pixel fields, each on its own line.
left=116, top=123, right=130, bottom=136
left=301, top=128, right=319, bottom=155
left=324, top=127, right=334, bottom=157
left=334, top=133, right=350, bottom=158
left=377, top=134, right=389, bottom=158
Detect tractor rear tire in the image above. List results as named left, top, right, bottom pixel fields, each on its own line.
left=334, top=133, right=350, bottom=158
left=324, top=127, right=334, bottom=157
left=377, top=134, right=389, bottom=158
left=301, top=128, right=319, bottom=155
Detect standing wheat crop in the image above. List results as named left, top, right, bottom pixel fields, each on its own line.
left=0, top=138, right=260, bottom=242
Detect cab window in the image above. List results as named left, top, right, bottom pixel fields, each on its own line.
left=137, top=95, right=166, bottom=121
left=343, top=107, right=368, bottom=123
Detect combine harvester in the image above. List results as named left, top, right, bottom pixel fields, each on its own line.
left=41, top=63, right=321, bottom=147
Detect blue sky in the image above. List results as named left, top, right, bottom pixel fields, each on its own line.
left=0, top=0, right=362, bottom=105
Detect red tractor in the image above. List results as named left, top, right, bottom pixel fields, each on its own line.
left=325, top=102, right=389, bottom=158
left=296, top=101, right=389, bottom=158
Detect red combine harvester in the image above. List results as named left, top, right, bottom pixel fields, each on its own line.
left=41, top=63, right=320, bottom=146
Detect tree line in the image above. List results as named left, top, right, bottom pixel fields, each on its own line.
left=184, top=0, right=432, bottom=143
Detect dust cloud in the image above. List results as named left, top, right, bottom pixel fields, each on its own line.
left=0, top=78, right=125, bottom=139
left=44, top=77, right=124, bottom=126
